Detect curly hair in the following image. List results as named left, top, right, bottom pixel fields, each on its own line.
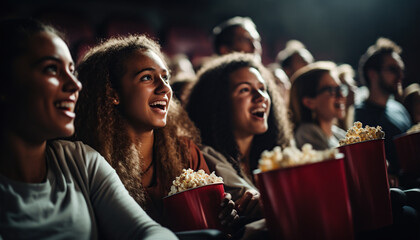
left=185, top=53, right=292, bottom=177
left=75, top=35, right=201, bottom=206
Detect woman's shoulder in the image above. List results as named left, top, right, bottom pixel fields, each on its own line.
left=332, top=125, right=347, bottom=139
left=48, top=140, right=99, bottom=158
left=294, top=123, right=328, bottom=149
left=47, top=140, right=105, bottom=170
left=295, top=123, right=324, bottom=136
left=200, top=145, right=230, bottom=164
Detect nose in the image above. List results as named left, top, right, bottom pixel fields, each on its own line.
left=63, top=71, right=82, bottom=93
left=155, top=75, right=171, bottom=95
left=253, top=89, right=266, bottom=102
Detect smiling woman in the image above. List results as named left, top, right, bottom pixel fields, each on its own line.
left=185, top=52, right=293, bottom=222
left=289, top=61, right=347, bottom=150
left=0, top=18, right=176, bottom=239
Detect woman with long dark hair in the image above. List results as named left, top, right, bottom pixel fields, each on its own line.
left=186, top=53, right=293, bottom=219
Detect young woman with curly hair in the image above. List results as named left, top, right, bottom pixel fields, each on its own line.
left=74, top=35, right=237, bottom=228
left=185, top=53, right=293, bottom=220
left=0, top=19, right=176, bottom=239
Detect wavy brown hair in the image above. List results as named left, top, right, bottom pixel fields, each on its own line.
left=186, top=53, right=292, bottom=177
left=74, top=35, right=201, bottom=206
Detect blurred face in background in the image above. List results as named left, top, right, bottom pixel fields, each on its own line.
left=287, top=50, right=313, bottom=78
left=306, top=72, right=347, bottom=123
left=229, top=67, right=270, bottom=140
left=378, top=52, right=404, bottom=96
left=229, top=25, right=262, bottom=58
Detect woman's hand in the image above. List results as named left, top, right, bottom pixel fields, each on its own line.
left=235, top=189, right=262, bottom=218
left=219, top=193, right=240, bottom=227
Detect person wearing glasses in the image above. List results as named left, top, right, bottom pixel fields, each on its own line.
left=289, top=61, right=348, bottom=150
left=355, top=38, right=411, bottom=177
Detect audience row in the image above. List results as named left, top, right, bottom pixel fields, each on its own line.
left=1, top=16, right=419, bottom=239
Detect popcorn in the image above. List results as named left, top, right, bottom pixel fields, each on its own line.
left=258, top=144, right=339, bottom=172
left=407, top=123, right=420, bottom=134
left=168, top=168, right=223, bottom=196
left=339, top=121, right=385, bottom=146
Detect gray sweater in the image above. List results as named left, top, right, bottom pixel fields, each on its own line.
left=0, top=140, right=177, bottom=240
left=201, top=145, right=258, bottom=202
left=295, top=123, right=346, bottom=150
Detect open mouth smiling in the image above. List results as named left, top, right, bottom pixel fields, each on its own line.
left=54, top=100, right=76, bottom=118
left=150, top=100, right=167, bottom=111
left=251, top=107, right=266, bottom=118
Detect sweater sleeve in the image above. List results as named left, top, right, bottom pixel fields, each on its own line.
left=82, top=144, right=178, bottom=240
left=200, top=145, right=258, bottom=202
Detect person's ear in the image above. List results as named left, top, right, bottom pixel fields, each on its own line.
left=302, top=97, right=316, bottom=110
left=219, top=45, right=231, bottom=55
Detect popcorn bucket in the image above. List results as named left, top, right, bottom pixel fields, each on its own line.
left=162, top=183, right=225, bottom=232
left=338, top=139, right=392, bottom=232
left=394, top=131, right=420, bottom=175
left=254, top=156, right=354, bottom=240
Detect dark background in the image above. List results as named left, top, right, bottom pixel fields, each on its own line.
left=2, top=0, right=419, bottom=86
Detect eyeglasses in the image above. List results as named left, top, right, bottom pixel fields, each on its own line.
left=381, top=66, right=404, bottom=77
left=316, top=85, right=349, bottom=98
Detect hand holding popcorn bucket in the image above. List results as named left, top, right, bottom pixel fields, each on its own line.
left=163, top=169, right=225, bottom=232
left=254, top=145, right=354, bottom=240
left=338, top=122, right=392, bottom=232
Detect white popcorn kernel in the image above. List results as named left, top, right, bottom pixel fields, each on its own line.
left=258, top=144, right=339, bottom=172
left=167, top=168, right=223, bottom=196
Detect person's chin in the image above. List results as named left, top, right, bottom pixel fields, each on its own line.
left=153, top=121, right=167, bottom=129
left=254, top=126, right=268, bottom=135
left=54, top=125, right=75, bottom=139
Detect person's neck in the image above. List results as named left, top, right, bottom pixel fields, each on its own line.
left=129, top=129, right=154, bottom=171
left=318, top=119, right=334, bottom=137
left=0, top=132, right=47, bottom=183
left=367, top=86, right=390, bottom=107
left=235, top=134, right=254, bottom=162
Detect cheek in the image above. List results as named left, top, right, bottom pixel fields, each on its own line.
left=122, top=89, right=148, bottom=115
left=230, top=100, right=245, bottom=124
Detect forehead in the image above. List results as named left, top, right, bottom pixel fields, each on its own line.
left=318, top=71, right=340, bottom=87
left=23, top=32, right=71, bottom=61
left=382, top=52, right=404, bottom=68
left=229, top=67, right=265, bottom=85
left=124, top=49, right=167, bottom=70
left=233, top=25, right=260, bottom=40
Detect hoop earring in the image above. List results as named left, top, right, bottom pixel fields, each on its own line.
left=113, top=98, right=120, bottom=105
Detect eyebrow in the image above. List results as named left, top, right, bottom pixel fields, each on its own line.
left=232, top=81, right=266, bottom=89
left=134, top=67, right=169, bottom=77
left=232, top=81, right=251, bottom=88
